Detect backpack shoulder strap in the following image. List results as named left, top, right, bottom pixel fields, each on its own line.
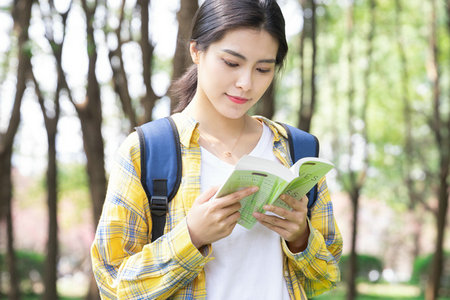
left=135, top=117, right=182, bottom=242
left=278, top=123, right=319, bottom=217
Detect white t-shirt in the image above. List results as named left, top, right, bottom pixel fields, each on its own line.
left=200, top=123, right=290, bottom=300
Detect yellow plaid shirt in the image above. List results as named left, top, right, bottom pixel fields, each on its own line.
left=91, top=112, right=342, bottom=299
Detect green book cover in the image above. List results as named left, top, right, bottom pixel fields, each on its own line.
left=215, top=155, right=334, bottom=229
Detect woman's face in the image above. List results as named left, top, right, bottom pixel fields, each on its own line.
left=191, top=28, right=279, bottom=119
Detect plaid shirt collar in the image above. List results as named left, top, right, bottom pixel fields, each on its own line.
left=172, top=112, right=289, bottom=149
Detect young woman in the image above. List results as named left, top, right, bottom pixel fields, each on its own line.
left=91, top=0, right=342, bottom=299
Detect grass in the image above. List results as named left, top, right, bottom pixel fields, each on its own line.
left=5, top=282, right=450, bottom=300
left=0, top=295, right=81, bottom=300
left=312, top=282, right=450, bottom=300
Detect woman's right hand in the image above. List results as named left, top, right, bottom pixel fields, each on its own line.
left=186, top=186, right=258, bottom=249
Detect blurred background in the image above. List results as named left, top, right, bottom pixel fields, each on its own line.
left=0, top=0, right=449, bottom=299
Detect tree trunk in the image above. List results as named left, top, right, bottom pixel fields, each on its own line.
left=298, top=0, right=306, bottom=128
left=426, top=159, right=449, bottom=300
left=46, top=3, right=104, bottom=298
left=298, top=0, right=316, bottom=132
left=345, top=0, right=375, bottom=298
left=109, top=45, right=137, bottom=130
left=6, top=196, right=19, bottom=300
left=38, top=5, right=71, bottom=296
left=169, top=0, right=199, bottom=113
left=395, top=0, right=426, bottom=263
left=425, top=1, right=449, bottom=298
left=347, top=189, right=360, bottom=300
left=0, top=0, right=33, bottom=298
left=107, top=0, right=137, bottom=131
left=79, top=0, right=106, bottom=241
left=79, top=74, right=104, bottom=300
left=138, top=0, right=159, bottom=123
left=345, top=4, right=356, bottom=299
left=1, top=150, right=20, bottom=300
left=43, top=129, right=58, bottom=300
left=32, top=83, right=59, bottom=300
left=32, top=56, right=62, bottom=300
left=79, top=1, right=106, bottom=299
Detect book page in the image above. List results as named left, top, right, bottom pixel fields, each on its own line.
left=235, top=155, right=295, bottom=182
left=215, top=170, right=289, bottom=229
left=272, top=160, right=334, bottom=209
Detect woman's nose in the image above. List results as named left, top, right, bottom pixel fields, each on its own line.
left=235, top=69, right=253, bottom=91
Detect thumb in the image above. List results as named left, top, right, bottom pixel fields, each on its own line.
left=194, top=186, right=219, bottom=205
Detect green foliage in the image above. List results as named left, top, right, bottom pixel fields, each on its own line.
left=24, top=162, right=88, bottom=196
left=339, top=254, right=384, bottom=283
left=19, top=162, right=90, bottom=217
left=58, top=163, right=89, bottom=194
left=410, top=254, right=432, bottom=284
left=57, top=163, right=92, bottom=220
left=311, top=0, right=446, bottom=216
left=0, top=250, right=44, bottom=295
left=410, top=252, right=450, bottom=296
left=23, top=40, right=33, bottom=58
left=153, top=53, right=174, bottom=74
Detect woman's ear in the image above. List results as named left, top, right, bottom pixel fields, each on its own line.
left=190, top=41, right=200, bottom=64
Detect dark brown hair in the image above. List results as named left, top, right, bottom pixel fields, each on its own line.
left=171, top=0, right=288, bottom=113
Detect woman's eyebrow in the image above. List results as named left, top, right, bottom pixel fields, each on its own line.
left=221, top=49, right=276, bottom=64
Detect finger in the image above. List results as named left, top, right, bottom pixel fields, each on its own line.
left=263, top=204, right=297, bottom=221
left=253, top=211, right=290, bottom=229
left=254, top=212, right=305, bottom=240
left=280, top=194, right=308, bottom=211
left=195, top=186, right=219, bottom=204
left=213, top=211, right=241, bottom=236
left=225, top=210, right=241, bottom=225
left=216, top=186, right=258, bottom=208
left=222, top=211, right=241, bottom=237
left=219, top=202, right=242, bottom=218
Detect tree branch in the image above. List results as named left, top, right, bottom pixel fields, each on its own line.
left=39, top=0, right=76, bottom=109
left=138, top=0, right=157, bottom=123
left=105, top=0, right=137, bottom=129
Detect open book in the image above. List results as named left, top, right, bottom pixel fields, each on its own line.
left=214, top=155, right=334, bottom=229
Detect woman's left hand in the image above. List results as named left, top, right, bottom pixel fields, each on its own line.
left=253, top=194, right=310, bottom=253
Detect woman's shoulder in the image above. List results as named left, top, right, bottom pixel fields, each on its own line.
left=120, top=131, right=140, bottom=150
left=115, top=131, right=141, bottom=166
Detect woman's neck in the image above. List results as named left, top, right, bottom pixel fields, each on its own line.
left=184, top=95, right=262, bottom=163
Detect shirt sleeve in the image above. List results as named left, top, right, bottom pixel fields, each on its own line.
left=90, top=132, right=212, bottom=300
left=281, top=177, right=343, bottom=298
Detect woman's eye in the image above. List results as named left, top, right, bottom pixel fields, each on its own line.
left=223, top=59, right=238, bottom=67
left=257, top=68, right=271, bottom=74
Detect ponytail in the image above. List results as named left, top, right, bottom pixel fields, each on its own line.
left=171, top=64, right=198, bottom=113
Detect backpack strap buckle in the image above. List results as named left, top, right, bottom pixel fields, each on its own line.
left=150, top=195, right=168, bottom=217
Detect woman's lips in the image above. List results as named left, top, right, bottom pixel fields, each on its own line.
left=226, top=94, right=249, bottom=104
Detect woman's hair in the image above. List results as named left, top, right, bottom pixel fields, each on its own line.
left=171, top=0, right=288, bottom=113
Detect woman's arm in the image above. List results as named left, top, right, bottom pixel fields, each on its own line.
left=281, top=178, right=343, bottom=298
left=90, top=133, right=211, bottom=299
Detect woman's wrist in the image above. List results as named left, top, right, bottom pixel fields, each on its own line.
left=286, top=225, right=310, bottom=253
left=187, top=219, right=204, bottom=249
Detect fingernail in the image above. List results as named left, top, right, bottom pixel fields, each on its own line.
left=251, top=186, right=259, bottom=192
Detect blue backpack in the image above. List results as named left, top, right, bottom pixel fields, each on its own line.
left=136, top=117, right=319, bottom=242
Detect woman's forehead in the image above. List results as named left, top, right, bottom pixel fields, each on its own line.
left=209, top=28, right=278, bottom=60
